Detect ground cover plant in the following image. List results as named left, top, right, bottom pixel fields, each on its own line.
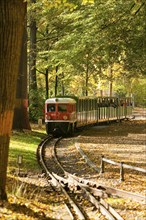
left=0, top=125, right=67, bottom=220
left=8, top=126, right=46, bottom=174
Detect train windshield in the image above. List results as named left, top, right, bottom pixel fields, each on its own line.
left=47, top=104, right=56, bottom=112
left=58, top=104, right=67, bottom=112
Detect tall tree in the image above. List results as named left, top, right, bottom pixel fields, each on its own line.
left=0, top=0, right=26, bottom=200
left=29, top=0, right=37, bottom=91
left=29, top=0, right=38, bottom=121
left=13, top=22, right=31, bottom=130
left=28, top=0, right=145, bottom=100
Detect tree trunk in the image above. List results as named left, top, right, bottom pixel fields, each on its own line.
left=108, top=65, right=113, bottom=97
left=109, top=80, right=113, bottom=97
left=55, top=75, right=58, bottom=96
left=0, top=0, right=26, bottom=200
left=13, top=22, right=31, bottom=130
left=29, top=0, right=37, bottom=91
left=55, top=66, right=59, bottom=96
left=29, top=0, right=38, bottom=121
left=45, top=69, right=49, bottom=99
left=45, top=27, right=49, bottom=99
left=85, top=58, right=89, bottom=97
left=61, top=73, right=65, bottom=96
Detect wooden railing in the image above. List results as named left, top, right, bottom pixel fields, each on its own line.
left=100, top=155, right=146, bottom=181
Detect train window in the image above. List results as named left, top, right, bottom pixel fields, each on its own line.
left=68, top=105, right=72, bottom=112
left=90, top=100, right=92, bottom=110
left=81, top=100, right=83, bottom=111
left=68, top=104, right=75, bottom=112
left=77, top=100, right=80, bottom=112
left=74, top=104, right=76, bottom=111
left=85, top=99, right=87, bottom=111
left=58, top=104, right=67, bottom=112
left=47, top=104, right=56, bottom=112
left=78, top=99, right=82, bottom=112
left=82, top=100, right=84, bottom=111
left=72, top=104, right=76, bottom=112
left=84, top=100, right=85, bottom=111
left=88, top=100, right=90, bottom=110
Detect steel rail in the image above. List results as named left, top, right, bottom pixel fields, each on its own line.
left=37, top=136, right=145, bottom=220
left=53, top=173, right=123, bottom=220
left=37, top=136, right=86, bottom=220
left=75, top=138, right=146, bottom=175
left=52, top=139, right=124, bottom=220
left=67, top=174, right=123, bottom=220
left=52, top=138, right=145, bottom=205
left=75, top=142, right=99, bottom=172
left=53, top=172, right=107, bottom=198
left=64, top=202, right=74, bottom=220
left=69, top=174, right=146, bottom=203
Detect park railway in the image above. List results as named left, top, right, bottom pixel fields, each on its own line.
left=37, top=136, right=123, bottom=220
left=45, top=96, right=133, bottom=136
left=36, top=136, right=145, bottom=220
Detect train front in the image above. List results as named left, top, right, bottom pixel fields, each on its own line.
left=45, top=97, right=77, bottom=136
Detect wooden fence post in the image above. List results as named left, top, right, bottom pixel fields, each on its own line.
left=100, top=155, right=105, bottom=174
left=120, top=162, right=124, bottom=181
left=38, top=118, right=42, bottom=128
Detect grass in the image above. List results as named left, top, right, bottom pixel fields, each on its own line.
left=4, top=123, right=67, bottom=220
left=2, top=125, right=67, bottom=219
left=8, top=125, right=46, bottom=174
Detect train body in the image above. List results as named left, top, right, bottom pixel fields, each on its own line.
left=45, top=96, right=133, bottom=135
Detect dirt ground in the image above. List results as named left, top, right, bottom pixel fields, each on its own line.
left=52, top=110, right=146, bottom=219
left=78, top=119, right=146, bottom=194
left=73, top=110, right=146, bottom=220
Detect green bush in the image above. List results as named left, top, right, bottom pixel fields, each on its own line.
left=29, top=88, right=46, bottom=122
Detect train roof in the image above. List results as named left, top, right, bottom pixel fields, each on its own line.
left=45, top=96, right=131, bottom=105
left=45, top=97, right=76, bottom=104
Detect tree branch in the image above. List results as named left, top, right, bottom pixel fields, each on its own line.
left=36, top=68, right=45, bottom=75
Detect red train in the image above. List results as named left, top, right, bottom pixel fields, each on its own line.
left=45, top=96, right=133, bottom=136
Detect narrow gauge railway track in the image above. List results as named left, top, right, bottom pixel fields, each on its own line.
left=37, top=135, right=87, bottom=220
left=36, top=136, right=145, bottom=220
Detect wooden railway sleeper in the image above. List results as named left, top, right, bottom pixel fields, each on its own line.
left=69, top=174, right=146, bottom=203
left=53, top=173, right=123, bottom=220
left=53, top=172, right=108, bottom=198
left=37, top=137, right=87, bottom=219
left=68, top=174, right=124, bottom=220
left=51, top=173, right=86, bottom=220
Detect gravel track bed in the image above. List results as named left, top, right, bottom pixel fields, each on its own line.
left=57, top=137, right=97, bottom=178
left=44, top=138, right=65, bottom=176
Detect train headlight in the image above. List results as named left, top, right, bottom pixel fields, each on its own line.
left=47, top=116, right=51, bottom=120
left=63, top=116, right=68, bottom=120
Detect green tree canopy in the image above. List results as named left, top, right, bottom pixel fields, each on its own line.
left=28, top=0, right=145, bottom=106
